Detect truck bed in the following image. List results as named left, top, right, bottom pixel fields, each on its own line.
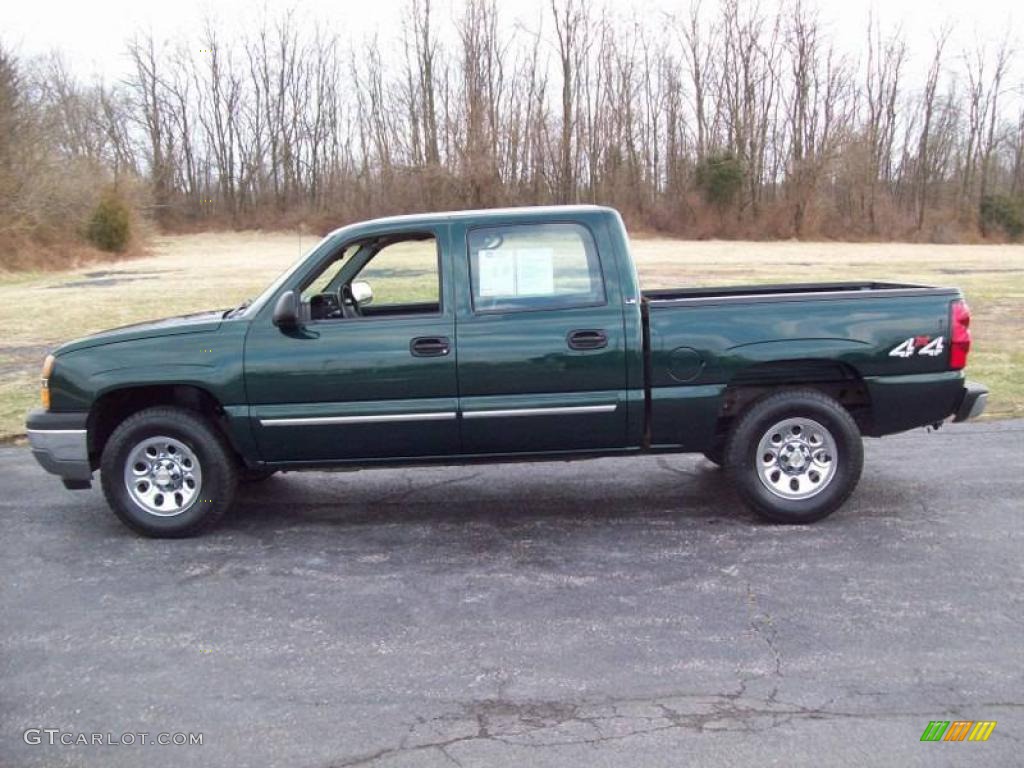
left=640, top=280, right=966, bottom=448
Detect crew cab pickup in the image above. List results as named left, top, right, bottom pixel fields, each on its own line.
left=27, top=206, right=988, bottom=536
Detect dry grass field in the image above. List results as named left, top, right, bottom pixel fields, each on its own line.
left=0, top=231, right=1020, bottom=440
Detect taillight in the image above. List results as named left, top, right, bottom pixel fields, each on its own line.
left=949, top=299, right=971, bottom=370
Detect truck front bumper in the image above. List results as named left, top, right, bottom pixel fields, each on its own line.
left=953, top=381, right=989, bottom=422
left=26, top=409, right=92, bottom=488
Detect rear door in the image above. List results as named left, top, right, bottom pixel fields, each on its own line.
left=453, top=218, right=628, bottom=454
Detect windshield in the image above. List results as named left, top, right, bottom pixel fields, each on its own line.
left=231, top=232, right=342, bottom=318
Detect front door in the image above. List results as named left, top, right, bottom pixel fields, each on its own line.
left=453, top=219, right=628, bottom=454
left=245, top=226, right=458, bottom=463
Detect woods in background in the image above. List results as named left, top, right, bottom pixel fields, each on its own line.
left=2, top=0, right=1024, bottom=269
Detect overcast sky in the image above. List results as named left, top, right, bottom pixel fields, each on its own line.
left=3, top=0, right=1020, bottom=83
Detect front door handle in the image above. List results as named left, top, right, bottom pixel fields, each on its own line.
left=410, top=336, right=450, bottom=357
left=567, top=329, right=608, bottom=350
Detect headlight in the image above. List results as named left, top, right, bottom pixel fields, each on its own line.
left=40, top=354, right=55, bottom=410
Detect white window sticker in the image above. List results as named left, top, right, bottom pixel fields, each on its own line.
left=477, top=249, right=515, bottom=297
left=477, top=247, right=555, bottom=298
left=514, top=248, right=555, bottom=296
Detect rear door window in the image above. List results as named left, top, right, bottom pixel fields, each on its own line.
left=468, top=223, right=605, bottom=313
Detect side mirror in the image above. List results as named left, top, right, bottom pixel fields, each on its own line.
left=272, top=290, right=300, bottom=328
left=351, top=280, right=373, bottom=306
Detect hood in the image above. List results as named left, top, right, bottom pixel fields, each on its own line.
left=54, top=310, right=227, bottom=355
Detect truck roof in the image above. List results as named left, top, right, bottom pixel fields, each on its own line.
left=327, top=204, right=616, bottom=237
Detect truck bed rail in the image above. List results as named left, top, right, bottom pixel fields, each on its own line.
left=643, top=281, right=957, bottom=307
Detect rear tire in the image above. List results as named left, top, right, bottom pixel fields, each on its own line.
left=724, top=389, right=863, bottom=524
left=100, top=406, right=238, bottom=537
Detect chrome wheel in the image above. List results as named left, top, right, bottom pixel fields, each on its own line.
left=755, top=417, right=837, bottom=501
left=123, top=436, right=202, bottom=516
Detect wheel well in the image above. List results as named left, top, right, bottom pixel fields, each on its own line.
left=87, top=385, right=233, bottom=468
left=713, top=360, right=872, bottom=440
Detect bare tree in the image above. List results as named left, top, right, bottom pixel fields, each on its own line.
left=863, top=16, right=905, bottom=231
left=551, top=0, right=588, bottom=204
left=680, top=1, right=715, bottom=159
left=127, top=34, right=173, bottom=219
left=978, top=36, right=1013, bottom=205
left=915, top=27, right=950, bottom=232
left=11, top=0, right=1020, bottom=255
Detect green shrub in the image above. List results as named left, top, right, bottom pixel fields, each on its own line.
left=86, top=193, right=132, bottom=252
left=980, top=194, right=1024, bottom=240
left=695, top=152, right=744, bottom=210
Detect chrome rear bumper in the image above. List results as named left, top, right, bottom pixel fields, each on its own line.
left=953, top=381, right=989, bottom=423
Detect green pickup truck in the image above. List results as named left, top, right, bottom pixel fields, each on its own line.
left=27, top=206, right=987, bottom=536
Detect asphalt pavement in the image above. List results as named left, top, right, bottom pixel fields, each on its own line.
left=1, top=420, right=1022, bottom=767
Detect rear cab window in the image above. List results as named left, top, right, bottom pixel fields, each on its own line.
left=468, top=223, right=605, bottom=313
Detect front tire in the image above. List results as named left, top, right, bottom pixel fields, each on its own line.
left=724, top=389, right=863, bottom=524
left=100, top=407, right=238, bottom=537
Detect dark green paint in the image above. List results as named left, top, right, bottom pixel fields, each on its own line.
left=645, top=290, right=965, bottom=444
left=44, top=206, right=976, bottom=469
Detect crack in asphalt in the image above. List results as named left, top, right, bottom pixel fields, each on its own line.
left=324, top=688, right=1015, bottom=767
left=375, top=472, right=484, bottom=507
left=744, top=580, right=783, bottom=681
left=324, top=569, right=1018, bottom=766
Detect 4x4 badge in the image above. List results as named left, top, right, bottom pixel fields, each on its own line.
left=889, top=336, right=945, bottom=358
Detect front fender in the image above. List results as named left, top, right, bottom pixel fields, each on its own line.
left=49, top=324, right=248, bottom=412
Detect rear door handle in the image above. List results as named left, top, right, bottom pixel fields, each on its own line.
left=410, top=336, right=450, bottom=357
left=567, top=329, right=608, bottom=350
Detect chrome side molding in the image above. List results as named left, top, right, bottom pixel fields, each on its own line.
left=462, top=404, right=617, bottom=419
left=260, top=412, right=457, bottom=427
left=261, top=403, right=619, bottom=426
